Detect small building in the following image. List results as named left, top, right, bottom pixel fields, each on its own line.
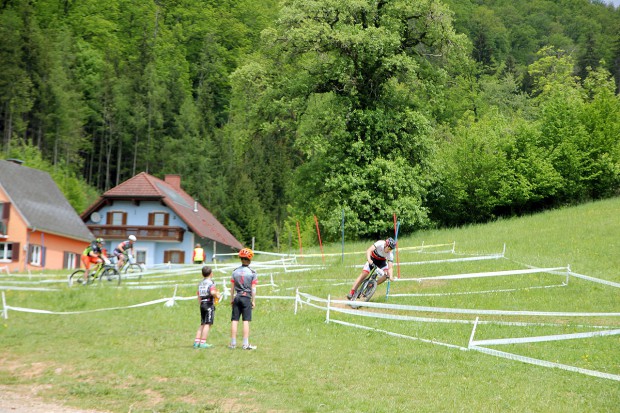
left=81, top=172, right=243, bottom=266
left=0, top=159, right=93, bottom=272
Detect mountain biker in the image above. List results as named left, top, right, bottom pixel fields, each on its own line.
left=81, top=238, right=106, bottom=284
left=113, top=235, right=136, bottom=271
left=347, top=237, right=396, bottom=299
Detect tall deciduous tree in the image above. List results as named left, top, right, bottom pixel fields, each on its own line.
left=230, top=0, right=469, bottom=241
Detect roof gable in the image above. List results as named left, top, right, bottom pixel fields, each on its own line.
left=0, top=160, right=93, bottom=241
left=84, top=172, right=243, bottom=250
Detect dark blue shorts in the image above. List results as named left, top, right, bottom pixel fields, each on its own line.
left=200, top=301, right=215, bottom=325
left=231, top=295, right=252, bottom=322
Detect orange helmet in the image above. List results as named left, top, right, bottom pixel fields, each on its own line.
left=239, top=248, right=254, bottom=260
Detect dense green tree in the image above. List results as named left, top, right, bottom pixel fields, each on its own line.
left=230, top=0, right=471, bottom=241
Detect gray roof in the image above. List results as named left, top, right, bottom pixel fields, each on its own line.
left=0, top=160, right=93, bottom=241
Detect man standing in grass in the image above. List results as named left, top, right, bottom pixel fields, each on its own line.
left=193, top=266, right=220, bottom=349
left=193, top=243, right=205, bottom=264
left=229, top=248, right=258, bottom=350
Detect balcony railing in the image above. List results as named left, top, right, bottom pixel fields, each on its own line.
left=88, top=225, right=185, bottom=242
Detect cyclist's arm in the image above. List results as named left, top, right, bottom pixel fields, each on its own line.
left=230, top=279, right=236, bottom=305
left=365, top=245, right=375, bottom=265
left=387, top=260, right=394, bottom=280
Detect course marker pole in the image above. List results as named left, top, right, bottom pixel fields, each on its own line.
left=314, top=215, right=325, bottom=264
left=296, top=221, right=303, bottom=259
left=341, top=209, right=345, bottom=264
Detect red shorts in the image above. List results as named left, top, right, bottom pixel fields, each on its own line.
left=81, top=254, right=101, bottom=269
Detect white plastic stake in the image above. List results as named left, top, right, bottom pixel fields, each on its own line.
left=468, top=317, right=479, bottom=349
left=294, top=288, right=299, bottom=315
left=2, top=291, right=7, bottom=320
left=326, top=294, right=331, bottom=324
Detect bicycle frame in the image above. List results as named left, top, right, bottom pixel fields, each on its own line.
left=349, top=265, right=380, bottom=308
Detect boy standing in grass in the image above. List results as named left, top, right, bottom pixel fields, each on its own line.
left=229, top=248, right=258, bottom=350
left=193, top=266, right=220, bottom=349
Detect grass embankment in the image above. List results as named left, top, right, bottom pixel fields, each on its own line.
left=1, top=197, right=619, bottom=412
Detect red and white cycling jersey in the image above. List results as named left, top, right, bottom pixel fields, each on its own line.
left=370, top=240, right=394, bottom=262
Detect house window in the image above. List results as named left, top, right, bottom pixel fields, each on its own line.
left=0, top=202, right=9, bottom=237
left=64, top=252, right=79, bottom=269
left=29, top=244, right=42, bottom=266
left=163, top=250, right=185, bottom=264
left=107, top=211, right=127, bottom=225
left=0, top=243, right=13, bottom=261
left=135, top=249, right=147, bottom=265
left=149, top=212, right=169, bottom=226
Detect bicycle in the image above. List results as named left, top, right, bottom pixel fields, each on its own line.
left=114, top=252, right=143, bottom=279
left=68, top=258, right=121, bottom=287
left=348, top=265, right=382, bottom=309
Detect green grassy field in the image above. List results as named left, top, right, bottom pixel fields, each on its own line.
left=1, top=197, right=619, bottom=412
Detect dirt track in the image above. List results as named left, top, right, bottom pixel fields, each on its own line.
left=0, top=385, right=108, bottom=413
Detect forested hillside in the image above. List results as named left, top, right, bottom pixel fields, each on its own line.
left=1, top=0, right=619, bottom=249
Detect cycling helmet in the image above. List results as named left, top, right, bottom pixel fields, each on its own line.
left=385, top=237, right=396, bottom=249
left=96, top=238, right=104, bottom=243
left=128, top=235, right=137, bottom=242
left=239, top=248, right=254, bottom=260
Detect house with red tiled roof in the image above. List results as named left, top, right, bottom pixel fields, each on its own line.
left=0, top=159, right=93, bottom=272
left=81, top=173, right=243, bottom=266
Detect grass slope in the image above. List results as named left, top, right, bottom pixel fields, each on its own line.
left=1, top=197, right=619, bottom=412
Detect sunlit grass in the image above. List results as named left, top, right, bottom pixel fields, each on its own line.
left=0, top=197, right=619, bottom=412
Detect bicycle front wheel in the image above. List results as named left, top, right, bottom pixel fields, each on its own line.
left=349, top=281, right=367, bottom=309
left=124, top=263, right=143, bottom=279
left=99, top=268, right=121, bottom=286
left=361, top=279, right=377, bottom=302
left=68, top=269, right=86, bottom=287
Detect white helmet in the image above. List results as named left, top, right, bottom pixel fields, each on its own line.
left=128, top=235, right=137, bottom=242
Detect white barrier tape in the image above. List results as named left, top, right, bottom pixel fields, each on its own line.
left=470, top=328, right=620, bottom=346
left=6, top=297, right=171, bottom=314
left=298, top=291, right=614, bottom=329
left=388, top=283, right=567, bottom=297
left=569, top=271, right=620, bottom=288
left=328, top=318, right=468, bottom=350
left=396, top=254, right=503, bottom=267
left=400, top=267, right=567, bottom=282
left=469, top=345, right=620, bottom=382
left=256, top=295, right=296, bottom=300
left=326, top=297, right=620, bottom=317
left=0, top=286, right=59, bottom=292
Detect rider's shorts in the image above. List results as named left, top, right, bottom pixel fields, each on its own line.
left=362, top=259, right=389, bottom=274
left=81, top=254, right=101, bottom=269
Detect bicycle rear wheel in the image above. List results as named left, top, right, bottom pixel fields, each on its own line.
left=99, top=267, right=121, bottom=286
left=68, top=269, right=94, bottom=287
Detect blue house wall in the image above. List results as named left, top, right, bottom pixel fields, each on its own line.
left=85, top=200, right=201, bottom=267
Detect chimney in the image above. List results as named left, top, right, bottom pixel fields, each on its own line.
left=164, top=174, right=181, bottom=189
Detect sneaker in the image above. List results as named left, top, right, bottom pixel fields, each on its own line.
left=227, top=344, right=236, bottom=350
left=346, top=293, right=353, bottom=300
left=242, top=344, right=257, bottom=350
left=199, top=343, right=213, bottom=349
left=193, top=342, right=200, bottom=349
